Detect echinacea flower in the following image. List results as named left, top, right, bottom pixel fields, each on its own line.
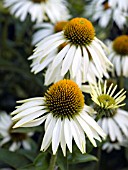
left=4, top=0, right=70, bottom=23
left=29, top=17, right=112, bottom=87
left=0, top=111, right=32, bottom=151
left=85, top=0, right=128, bottom=29
left=108, top=35, right=128, bottom=77
left=11, top=79, right=106, bottom=156
left=90, top=80, right=127, bottom=143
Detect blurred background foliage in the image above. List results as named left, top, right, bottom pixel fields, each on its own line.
left=0, top=0, right=128, bottom=170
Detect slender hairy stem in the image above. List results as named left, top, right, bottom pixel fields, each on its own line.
left=48, top=154, right=57, bottom=170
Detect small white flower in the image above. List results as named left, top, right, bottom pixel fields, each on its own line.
left=102, top=141, right=121, bottom=153
left=0, top=111, right=32, bottom=151
left=85, top=0, right=128, bottom=29
left=108, top=35, right=128, bottom=77
left=11, top=79, right=106, bottom=156
left=90, top=80, right=127, bottom=143
left=90, top=80, right=126, bottom=110
left=29, top=17, right=112, bottom=87
left=4, top=0, right=70, bottom=23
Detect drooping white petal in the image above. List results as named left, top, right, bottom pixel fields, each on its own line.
left=52, top=118, right=62, bottom=155
left=12, top=99, right=44, bottom=115
left=61, top=45, right=76, bottom=76
left=22, top=140, right=31, bottom=150
left=107, top=118, right=116, bottom=141
left=81, top=112, right=106, bottom=139
left=64, top=118, right=72, bottom=153
left=71, top=46, right=82, bottom=78
left=71, top=118, right=86, bottom=153
left=76, top=115, right=97, bottom=147
left=13, top=110, right=46, bottom=128
left=41, top=116, right=57, bottom=151
left=101, top=118, right=109, bottom=135
left=0, top=136, right=11, bottom=147
left=9, top=142, right=20, bottom=152
left=60, top=120, right=66, bottom=156
left=12, top=106, right=45, bottom=121
left=52, top=44, right=70, bottom=69
left=21, top=115, right=47, bottom=127
left=82, top=47, right=89, bottom=82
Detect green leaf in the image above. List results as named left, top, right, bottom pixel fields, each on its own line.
left=18, top=149, right=37, bottom=162
left=68, top=153, right=98, bottom=164
left=18, top=164, right=36, bottom=170
left=0, top=148, right=31, bottom=169
left=57, top=149, right=68, bottom=170
left=34, top=152, right=50, bottom=170
left=11, top=126, right=43, bottom=133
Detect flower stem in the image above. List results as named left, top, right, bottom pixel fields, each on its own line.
left=48, top=154, right=57, bottom=170
left=119, top=74, right=124, bottom=89
left=95, top=147, right=102, bottom=170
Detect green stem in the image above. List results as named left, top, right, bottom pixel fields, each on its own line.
left=48, top=154, right=57, bottom=170
left=119, top=74, right=124, bottom=89
left=95, top=147, right=102, bottom=170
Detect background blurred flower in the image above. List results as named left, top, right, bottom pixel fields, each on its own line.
left=11, top=79, right=106, bottom=156
left=102, top=141, right=122, bottom=153
left=4, top=0, right=70, bottom=23
left=108, top=35, right=128, bottom=77
left=102, top=0, right=128, bottom=12
left=0, top=111, right=32, bottom=151
left=85, top=0, right=128, bottom=29
left=98, top=108, right=128, bottom=143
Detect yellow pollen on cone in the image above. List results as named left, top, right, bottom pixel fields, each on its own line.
left=45, top=79, right=84, bottom=118
left=113, top=35, right=128, bottom=55
left=54, top=21, right=68, bottom=33
left=63, top=17, right=95, bottom=46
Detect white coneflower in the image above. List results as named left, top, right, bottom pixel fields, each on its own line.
left=29, top=17, right=112, bottom=87
left=0, top=112, right=32, bottom=151
left=108, top=35, right=128, bottom=77
left=4, top=0, right=70, bottom=23
left=11, top=79, right=106, bottom=156
left=90, top=80, right=127, bottom=143
left=85, top=0, right=128, bottom=29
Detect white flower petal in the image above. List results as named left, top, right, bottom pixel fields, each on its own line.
left=12, top=106, right=45, bottom=121
left=76, top=115, right=97, bottom=147
left=52, top=118, right=62, bottom=155
left=71, top=46, right=82, bottom=78
left=52, top=44, right=70, bottom=69
left=64, top=118, right=72, bottom=153
left=41, top=116, right=56, bottom=151
left=60, top=120, right=66, bottom=156
left=13, top=110, right=46, bottom=128
left=61, top=45, right=76, bottom=76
